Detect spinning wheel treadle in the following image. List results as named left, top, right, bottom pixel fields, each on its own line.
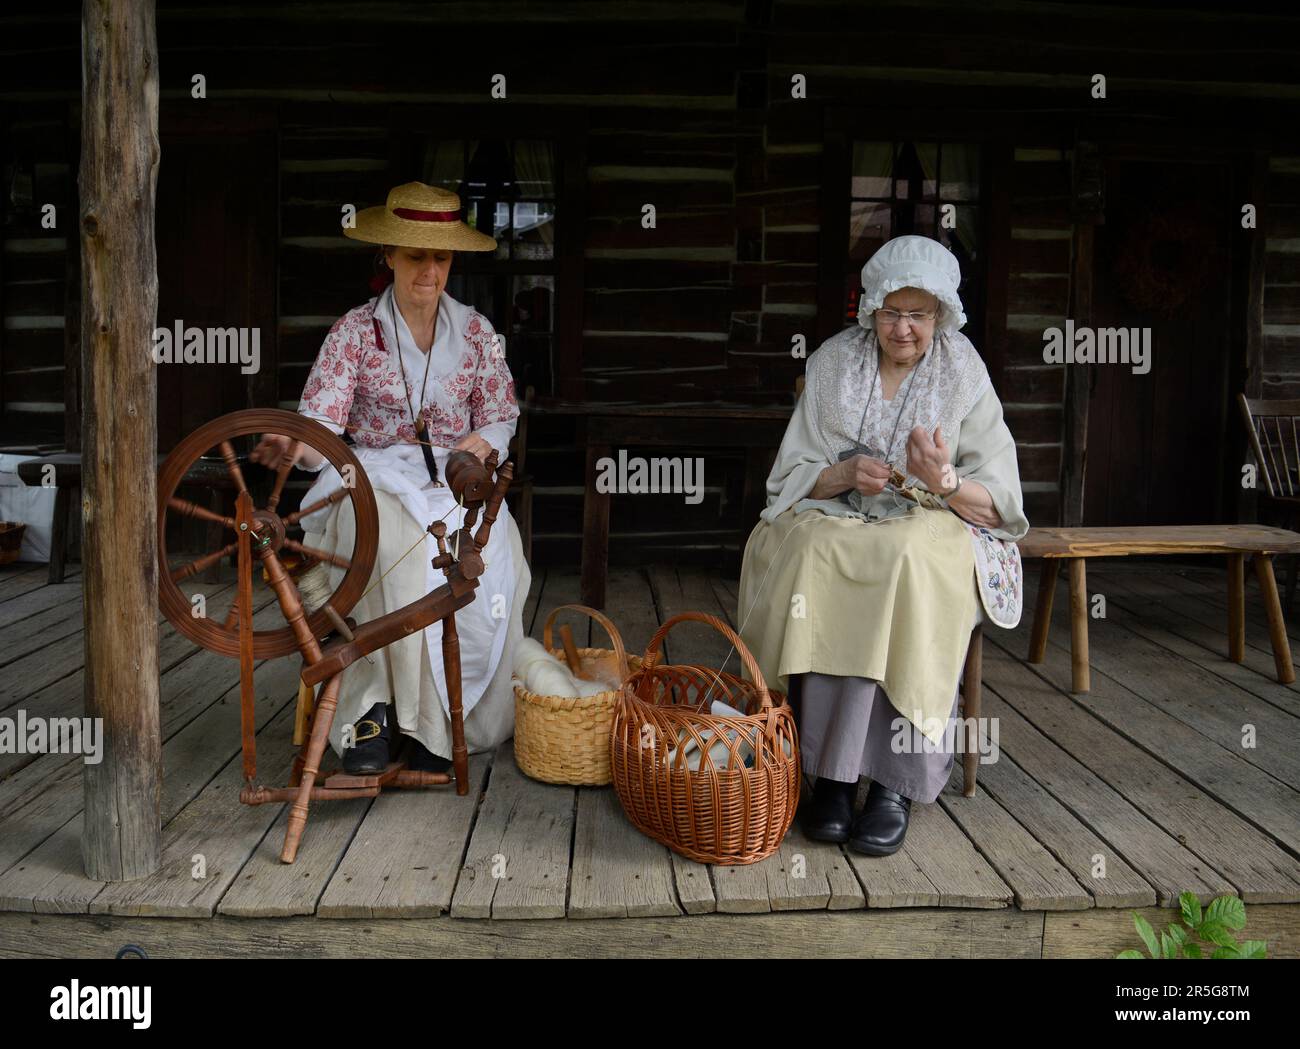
left=156, top=408, right=378, bottom=658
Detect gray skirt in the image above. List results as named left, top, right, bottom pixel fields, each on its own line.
left=795, top=672, right=961, bottom=804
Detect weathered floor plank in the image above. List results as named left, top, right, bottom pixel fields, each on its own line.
left=88, top=699, right=301, bottom=917
left=711, top=811, right=866, bottom=914
left=1028, top=576, right=1300, bottom=789
left=936, top=777, right=1092, bottom=911
left=1018, top=623, right=1300, bottom=856
left=570, top=786, right=680, bottom=919
left=317, top=753, right=490, bottom=919
left=0, top=907, right=1052, bottom=959
left=1099, top=572, right=1300, bottom=714
left=983, top=643, right=1300, bottom=903
left=982, top=657, right=1234, bottom=905
left=956, top=744, right=1156, bottom=909
left=217, top=798, right=373, bottom=918
left=449, top=744, right=570, bottom=920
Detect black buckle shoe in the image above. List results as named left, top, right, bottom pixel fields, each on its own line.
left=403, top=736, right=452, bottom=774
left=848, top=780, right=912, bottom=856
left=343, top=703, right=389, bottom=775
left=800, top=777, right=857, bottom=843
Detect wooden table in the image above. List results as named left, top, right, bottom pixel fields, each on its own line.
left=531, top=401, right=792, bottom=608
left=1019, top=525, right=1300, bottom=692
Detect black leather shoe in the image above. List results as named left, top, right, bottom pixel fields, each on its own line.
left=848, top=780, right=912, bottom=856
left=800, top=777, right=857, bottom=843
left=342, top=702, right=389, bottom=775
left=403, top=736, right=452, bottom=774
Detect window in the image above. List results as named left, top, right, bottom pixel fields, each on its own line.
left=845, top=141, right=983, bottom=337
left=423, top=139, right=557, bottom=394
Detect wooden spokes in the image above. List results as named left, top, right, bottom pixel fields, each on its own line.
left=157, top=409, right=378, bottom=660
left=282, top=538, right=350, bottom=570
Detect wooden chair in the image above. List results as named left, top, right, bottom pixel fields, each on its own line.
left=507, top=385, right=534, bottom=562
left=1238, top=393, right=1300, bottom=613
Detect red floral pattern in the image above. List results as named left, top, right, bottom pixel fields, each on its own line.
left=299, top=297, right=519, bottom=448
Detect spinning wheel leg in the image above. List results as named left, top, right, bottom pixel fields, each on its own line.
left=442, top=610, right=470, bottom=795
left=281, top=673, right=341, bottom=864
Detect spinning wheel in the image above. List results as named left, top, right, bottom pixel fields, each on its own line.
left=157, top=409, right=378, bottom=658
left=155, top=407, right=514, bottom=864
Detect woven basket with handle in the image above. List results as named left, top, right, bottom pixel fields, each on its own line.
left=610, top=612, right=800, bottom=865
left=513, top=603, right=642, bottom=786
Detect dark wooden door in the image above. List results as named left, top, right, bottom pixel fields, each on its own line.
left=1083, top=158, right=1232, bottom=526
left=155, top=119, right=277, bottom=453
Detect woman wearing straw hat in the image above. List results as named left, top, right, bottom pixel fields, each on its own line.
left=249, top=182, right=529, bottom=775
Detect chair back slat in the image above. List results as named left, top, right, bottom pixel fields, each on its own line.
left=1238, top=393, right=1300, bottom=499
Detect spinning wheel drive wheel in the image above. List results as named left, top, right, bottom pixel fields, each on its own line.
left=157, top=409, right=378, bottom=659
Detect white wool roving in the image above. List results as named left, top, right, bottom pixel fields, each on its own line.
left=513, top=637, right=611, bottom=698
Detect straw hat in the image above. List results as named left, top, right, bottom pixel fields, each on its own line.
left=344, top=181, right=497, bottom=252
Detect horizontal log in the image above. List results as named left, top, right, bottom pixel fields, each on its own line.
left=585, top=213, right=736, bottom=251
left=1265, top=250, right=1300, bottom=285
left=583, top=259, right=733, bottom=288
left=584, top=286, right=732, bottom=331
left=999, top=363, right=1065, bottom=404
left=1008, top=275, right=1070, bottom=315
left=1004, top=405, right=1063, bottom=445
left=586, top=179, right=733, bottom=218
left=1016, top=443, right=1062, bottom=483
left=763, top=230, right=818, bottom=261
left=1009, top=237, right=1071, bottom=274
left=581, top=334, right=728, bottom=369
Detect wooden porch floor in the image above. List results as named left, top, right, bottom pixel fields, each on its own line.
left=1, top=559, right=1298, bottom=957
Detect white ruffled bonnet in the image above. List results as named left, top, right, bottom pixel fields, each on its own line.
left=857, top=235, right=967, bottom=333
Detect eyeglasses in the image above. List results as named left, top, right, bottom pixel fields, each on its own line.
left=875, top=308, right=937, bottom=327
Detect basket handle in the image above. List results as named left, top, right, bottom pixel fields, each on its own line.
left=542, top=603, right=630, bottom=680
left=640, top=611, right=772, bottom=710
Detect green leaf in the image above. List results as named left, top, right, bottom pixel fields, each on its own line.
left=1116, top=949, right=1145, bottom=959
left=1206, top=895, right=1247, bottom=931
left=1236, top=940, right=1267, bottom=959
left=1167, top=924, right=1189, bottom=946
left=1161, top=932, right=1179, bottom=959
left=1199, top=921, right=1239, bottom=949
left=1135, top=913, right=1161, bottom=959
left=1211, top=946, right=1238, bottom=959
left=1180, top=892, right=1203, bottom=929
left=1183, top=943, right=1203, bottom=959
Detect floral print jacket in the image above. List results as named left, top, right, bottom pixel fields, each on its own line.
left=298, top=290, right=519, bottom=456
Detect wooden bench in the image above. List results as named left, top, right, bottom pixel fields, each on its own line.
left=1019, top=525, right=1300, bottom=693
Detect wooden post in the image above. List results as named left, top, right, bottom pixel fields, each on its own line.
left=79, top=0, right=162, bottom=881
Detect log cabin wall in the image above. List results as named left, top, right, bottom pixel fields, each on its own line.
left=1262, top=156, right=1300, bottom=397
left=1, top=101, right=77, bottom=450
left=4, top=1, right=1300, bottom=561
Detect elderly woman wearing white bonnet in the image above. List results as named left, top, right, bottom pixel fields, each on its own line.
left=737, top=234, right=1029, bottom=855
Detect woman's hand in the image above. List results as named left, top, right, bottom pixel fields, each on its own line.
left=810, top=454, right=890, bottom=499
left=248, top=432, right=324, bottom=471
left=906, top=425, right=954, bottom=493
left=249, top=433, right=295, bottom=470
left=452, top=432, right=493, bottom=463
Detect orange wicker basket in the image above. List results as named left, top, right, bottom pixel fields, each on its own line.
left=609, top=611, right=800, bottom=865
